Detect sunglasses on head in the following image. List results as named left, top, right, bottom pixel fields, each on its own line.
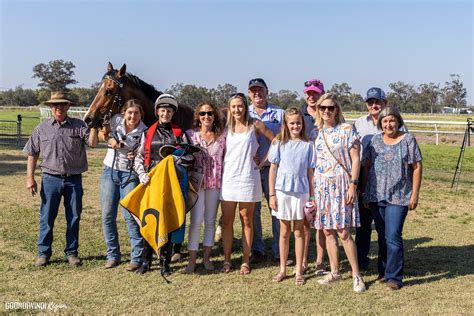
left=318, top=105, right=336, bottom=112
left=230, top=92, right=246, bottom=98
left=199, top=111, right=214, bottom=117
left=304, top=80, right=322, bottom=88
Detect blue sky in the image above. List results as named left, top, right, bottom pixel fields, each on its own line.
left=1, top=0, right=473, bottom=104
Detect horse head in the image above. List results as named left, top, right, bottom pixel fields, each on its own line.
left=85, top=62, right=194, bottom=130
left=84, top=62, right=127, bottom=128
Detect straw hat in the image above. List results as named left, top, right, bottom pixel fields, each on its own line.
left=43, top=91, right=74, bottom=105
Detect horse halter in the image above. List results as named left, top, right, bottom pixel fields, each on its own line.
left=101, top=72, right=124, bottom=125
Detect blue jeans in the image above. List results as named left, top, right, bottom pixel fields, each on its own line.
left=100, top=166, right=144, bottom=264
left=252, top=166, right=280, bottom=258
left=370, top=201, right=408, bottom=287
left=38, top=173, right=83, bottom=258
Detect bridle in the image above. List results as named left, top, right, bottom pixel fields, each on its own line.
left=101, top=72, right=124, bottom=126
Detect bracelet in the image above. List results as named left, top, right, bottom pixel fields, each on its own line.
left=309, top=196, right=315, bottom=201
left=269, top=194, right=276, bottom=197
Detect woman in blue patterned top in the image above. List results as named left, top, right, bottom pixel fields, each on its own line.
left=363, top=106, right=422, bottom=290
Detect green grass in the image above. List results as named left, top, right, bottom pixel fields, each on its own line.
left=0, top=108, right=41, bottom=136
left=1, top=145, right=473, bottom=313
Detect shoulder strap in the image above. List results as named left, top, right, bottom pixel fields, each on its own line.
left=321, top=129, right=352, bottom=178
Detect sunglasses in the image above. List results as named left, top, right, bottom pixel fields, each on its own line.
left=318, top=106, right=336, bottom=112
left=51, top=103, right=69, bottom=108
left=199, top=111, right=214, bottom=117
left=230, top=92, right=246, bottom=98
left=304, top=80, right=322, bottom=88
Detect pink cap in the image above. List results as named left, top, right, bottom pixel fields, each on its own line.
left=304, top=79, right=325, bottom=94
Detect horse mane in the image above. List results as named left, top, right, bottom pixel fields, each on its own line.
left=103, top=69, right=162, bottom=102
left=125, top=73, right=162, bottom=102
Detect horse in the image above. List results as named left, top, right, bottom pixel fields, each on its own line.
left=84, top=62, right=194, bottom=129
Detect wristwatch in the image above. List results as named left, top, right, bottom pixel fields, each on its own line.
left=350, top=179, right=359, bottom=186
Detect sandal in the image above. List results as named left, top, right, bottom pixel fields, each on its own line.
left=272, top=272, right=286, bottom=282
left=240, top=263, right=251, bottom=275
left=295, top=274, right=306, bottom=285
left=221, top=261, right=232, bottom=273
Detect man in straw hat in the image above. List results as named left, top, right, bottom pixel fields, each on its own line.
left=23, top=91, right=95, bottom=267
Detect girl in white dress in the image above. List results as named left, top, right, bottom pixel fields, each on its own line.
left=220, top=93, right=274, bottom=275
left=268, top=108, right=315, bottom=285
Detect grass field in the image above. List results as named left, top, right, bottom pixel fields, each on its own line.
left=1, top=142, right=473, bottom=314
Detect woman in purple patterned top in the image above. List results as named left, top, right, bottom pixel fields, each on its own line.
left=184, top=102, right=226, bottom=273
left=363, top=106, right=422, bottom=290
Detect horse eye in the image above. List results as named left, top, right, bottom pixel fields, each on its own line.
left=105, top=90, right=113, bottom=97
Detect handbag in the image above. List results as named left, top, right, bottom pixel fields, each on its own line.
left=303, top=202, right=316, bottom=227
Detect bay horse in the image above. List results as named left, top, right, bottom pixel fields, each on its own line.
left=84, top=62, right=193, bottom=129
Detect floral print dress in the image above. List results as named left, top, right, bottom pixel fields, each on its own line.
left=313, top=123, right=360, bottom=229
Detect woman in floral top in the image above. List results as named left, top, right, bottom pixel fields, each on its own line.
left=312, top=93, right=366, bottom=293
left=363, top=106, right=422, bottom=290
left=184, top=102, right=226, bottom=273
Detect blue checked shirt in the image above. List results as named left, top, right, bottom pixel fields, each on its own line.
left=248, top=103, right=284, bottom=165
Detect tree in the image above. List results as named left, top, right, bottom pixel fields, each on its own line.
left=328, top=83, right=363, bottom=111
left=0, top=85, right=38, bottom=106
left=210, top=83, right=238, bottom=108
left=417, top=83, right=441, bottom=113
left=387, top=81, right=416, bottom=112
left=32, top=59, right=78, bottom=91
left=268, top=89, right=301, bottom=109
left=70, top=86, right=99, bottom=107
left=442, top=74, right=467, bottom=108
left=166, top=83, right=214, bottom=108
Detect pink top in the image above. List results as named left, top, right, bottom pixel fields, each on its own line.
left=186, top=128, right=226, bottom=190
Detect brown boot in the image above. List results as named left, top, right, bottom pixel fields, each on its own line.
left=35, top=256, right=50, bottom=267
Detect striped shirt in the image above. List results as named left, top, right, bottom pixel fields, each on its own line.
left=23, top=117, right=90, bottom=175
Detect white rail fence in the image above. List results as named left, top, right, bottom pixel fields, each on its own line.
left=38, top=107, right=469, bottom=145
left=345, top=118, right=469, bottom=145
left=39, top=106, right=89, bottom=120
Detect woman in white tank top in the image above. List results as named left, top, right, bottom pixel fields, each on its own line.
left=220, top=93, right=274, bottom=275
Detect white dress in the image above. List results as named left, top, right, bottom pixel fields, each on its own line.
left=220, top=127, right=262, bottom=202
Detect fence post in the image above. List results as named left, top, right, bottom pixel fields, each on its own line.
left=16, top=114, right=22, bottom=149
left=434, top=123, right=438, bottom=145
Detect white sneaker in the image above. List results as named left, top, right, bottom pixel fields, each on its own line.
left=317, top=272, right=342, bottom=285
left=353, top=275, right=367, bottom=293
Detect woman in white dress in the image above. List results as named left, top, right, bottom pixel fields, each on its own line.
left=220, top=93, right=274, bottom=275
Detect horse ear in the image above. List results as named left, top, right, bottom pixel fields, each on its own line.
left=118, top=64, right=126, bottom=78
left=107, top=62, right=114, bottom=72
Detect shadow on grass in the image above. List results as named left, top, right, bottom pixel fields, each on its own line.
left=403, top=237, right=474, bottom=286
left=0, top=151, right=26, bottom=176
left=359, top=237, right=474, bottom=287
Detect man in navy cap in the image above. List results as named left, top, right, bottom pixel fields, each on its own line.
left=354, top=87, right=387, bottom=272
left=247, top=78, right=284, bottom=264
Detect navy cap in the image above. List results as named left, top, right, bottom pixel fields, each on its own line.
left=248, top=78, right=268, bottom=90
left=365, top=87, right=386, bottom=101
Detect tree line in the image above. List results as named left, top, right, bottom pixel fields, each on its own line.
left=0, top=60, right=469, bottom=112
